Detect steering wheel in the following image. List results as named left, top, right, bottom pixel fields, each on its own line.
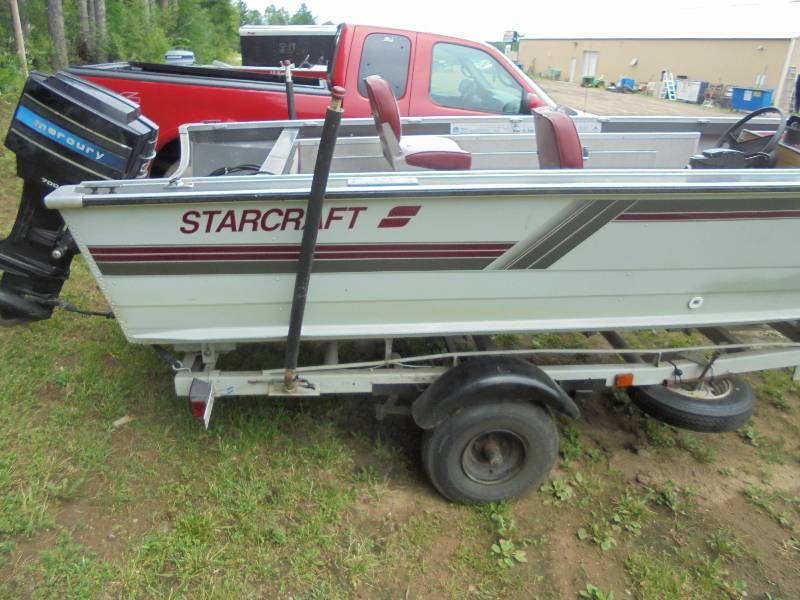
left=715, top=106, right=786, bottom=157
left=458, top=79, right=479, bottom=107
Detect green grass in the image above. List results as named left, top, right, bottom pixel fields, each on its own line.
left=626, top=546, right=749, bottom=600
left=744, top=484, right=798, bottom=531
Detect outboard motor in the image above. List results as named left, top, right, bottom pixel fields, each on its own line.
left=1, top=71, right=158, bottom=323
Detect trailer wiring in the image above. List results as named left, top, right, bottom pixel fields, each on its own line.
left=43, top=297, right=115, bottom=319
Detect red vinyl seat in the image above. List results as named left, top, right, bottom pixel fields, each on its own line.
left=364, top=75, right=472, bottom=171
left=533, top=108, right=584, bottom=169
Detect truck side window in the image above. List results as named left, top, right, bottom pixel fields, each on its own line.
left=357, top=33, right=412, bottom=98
left=430, top=43, right=524, bottom=114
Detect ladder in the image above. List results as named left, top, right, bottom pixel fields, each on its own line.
left=659, top=71, right=676, bottom=100
left=784, top=65, right=797, bottom=113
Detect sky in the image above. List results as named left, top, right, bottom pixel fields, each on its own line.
left=249, top=0, right=800, bottom=42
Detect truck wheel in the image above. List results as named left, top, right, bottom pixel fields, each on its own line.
left=421, top=401, right=558, bottom=504
left=630, top=376, right=754, bottom=433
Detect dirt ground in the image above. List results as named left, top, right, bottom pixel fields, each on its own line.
left=539, top=79, right=735, bottom=116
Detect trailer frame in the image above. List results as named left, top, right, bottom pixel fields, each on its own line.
left=172, top=324, right=800, bottom=407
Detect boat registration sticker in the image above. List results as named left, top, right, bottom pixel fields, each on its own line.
left=450, top=122, right=535, bottom=135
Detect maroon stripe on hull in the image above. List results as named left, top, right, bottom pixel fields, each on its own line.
left=92, top=250, right=507, bottom=262
left=88, top=242, right=514, bottom=256
left=89, top=243, right=514, bottom=266
left=615, top=210, right=800, bottom=222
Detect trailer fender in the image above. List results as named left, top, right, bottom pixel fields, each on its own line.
left=412, top=357, right=580, bottom=430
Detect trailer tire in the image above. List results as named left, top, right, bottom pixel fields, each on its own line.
left=630, top=376, right=754, bottom=433
left=421, top=401, right=558, bottom=504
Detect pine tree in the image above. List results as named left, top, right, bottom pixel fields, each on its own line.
left=77, top=0, right=93, bottom=61
left=94, top=0, right=107, bottom=61
left=0, top=0, right=284, bottom=81
left=9, top=0, right=28, bottom=75
left=47, top=0, right=68, bottom=69
left=289, top=3, right=314, bottom=25
left=264, top=4, right=289, bottom=24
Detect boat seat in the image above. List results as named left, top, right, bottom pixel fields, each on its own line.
left=364, top=75, right=472, bottom=171
left=533, top=108, right=584, bottom=169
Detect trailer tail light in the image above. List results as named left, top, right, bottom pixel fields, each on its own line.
left=189, top=398, right=205, bottom=418
left=614, top=373, right=634, bottom=388
left=188, top=378, right=215, bottom=429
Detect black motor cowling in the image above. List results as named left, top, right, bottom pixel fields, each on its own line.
left=1, top=71, right=158, bottom=323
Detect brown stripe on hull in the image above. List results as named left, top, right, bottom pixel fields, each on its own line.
left=619, top=196, right=800, bottom=214
left=507, top=199, right=635, bottom=270
left=616, top=209, right=800, bottom=222
left=95, top=257, right=496, bottom=276
left=89, top=241, right=514, bottom=275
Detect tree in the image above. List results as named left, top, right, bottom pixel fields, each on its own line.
left=87, top=0, right=97, bottom=55
left=0, top=0, right=265, bottom=77
left=77, top=0, right=94, bottom=60
left=238, top=0, right=262, bottom=25
left=94, top=0, right=107, bottom=61
left=18, top=0, right=30, bottom=35
left=47, top=0, right=68, bottom=69
left=264, top=4, right=289, bottom=24
left=289, top=3, right=314, bottom=25
left=8, top=0, right=28, bottom=76
left=261, top=3, right=315, bottom=26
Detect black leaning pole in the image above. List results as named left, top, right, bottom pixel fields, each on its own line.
left=283, top=86, right=345, bottom=391
left=283, top=59, right=297, bottom=120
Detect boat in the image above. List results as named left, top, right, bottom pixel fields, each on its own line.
left=35, top=81, right=800, bottom=346
left=4, top=71, right=800, bottom=503
left=4, top=73, right=799, bottom=345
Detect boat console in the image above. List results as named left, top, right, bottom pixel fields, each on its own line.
left=689, top=106, right=786, bottom=169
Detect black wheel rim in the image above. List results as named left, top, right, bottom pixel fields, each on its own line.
left=461, top=430, right=526, bottom=485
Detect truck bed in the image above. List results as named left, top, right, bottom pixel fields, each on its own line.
left=67, top=62, right=329, bottom=92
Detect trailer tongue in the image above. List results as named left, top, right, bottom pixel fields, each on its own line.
left=0, top=71, right=157, bottom=323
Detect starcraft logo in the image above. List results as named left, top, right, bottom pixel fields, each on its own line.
left=378, top=205, right=421, bottom=228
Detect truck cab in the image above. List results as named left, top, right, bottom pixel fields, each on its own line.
left=330, top=24, right=548, bottom=118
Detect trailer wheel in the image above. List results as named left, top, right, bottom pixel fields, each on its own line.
left=421, top=401, right=558, bottom=504
left=630, top=376, right=754, bottom=433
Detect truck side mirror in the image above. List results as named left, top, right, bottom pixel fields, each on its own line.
left=523, top=92, right=539, bottom=114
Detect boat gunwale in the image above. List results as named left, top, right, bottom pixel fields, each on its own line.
left=48, top=167, right=800, bottom=209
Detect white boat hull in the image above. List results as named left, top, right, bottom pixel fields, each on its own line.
left=48, top=169, right=800, bottom=345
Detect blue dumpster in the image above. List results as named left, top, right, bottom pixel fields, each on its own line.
left=731, top=87, right=774, bottom=111
left=620, top=77, right=636, bottom=90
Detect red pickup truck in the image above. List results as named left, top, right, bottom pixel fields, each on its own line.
left=67, top=23, right=552, bottom=174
